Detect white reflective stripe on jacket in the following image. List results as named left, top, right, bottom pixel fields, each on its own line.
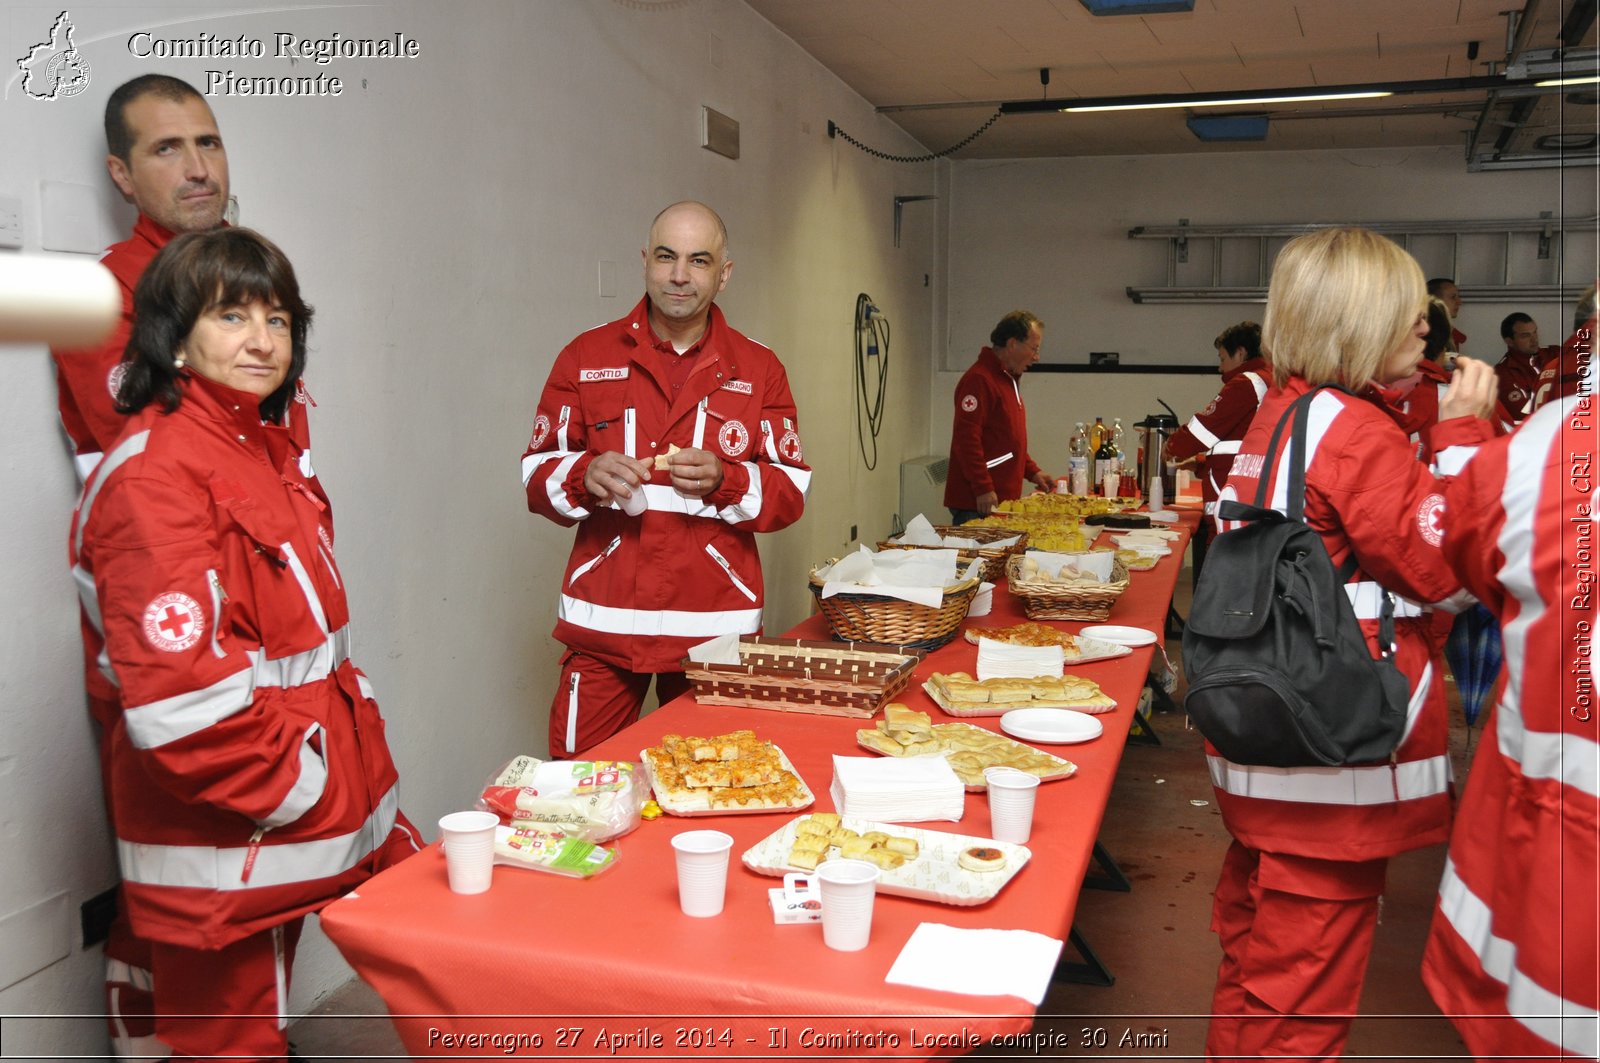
left=118, top=786, right=399, bottom=892
left=122, top=626, right=355, bottom=750
left=557, top=595, right=762, bottom=638
left=1435, top=856, right=1600, bottom=1057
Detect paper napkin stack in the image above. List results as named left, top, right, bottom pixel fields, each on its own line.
left=829, top=754, right=964, bottom=823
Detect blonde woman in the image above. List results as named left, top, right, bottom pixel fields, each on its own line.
left=1204, top=227, right=1495, bottom=1059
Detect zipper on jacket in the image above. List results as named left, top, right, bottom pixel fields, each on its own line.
left=318, top=544, right=343, bottom=591
left=568, top=536, right=622, bottom=587
left=206, top=570, right=228, bottom=660
left=704, top=543, right=757, bottom=602
left=241, top=827, right=266, bottom=883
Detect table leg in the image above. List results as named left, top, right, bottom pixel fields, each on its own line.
left=1051, top=924, right=1116, bottom=987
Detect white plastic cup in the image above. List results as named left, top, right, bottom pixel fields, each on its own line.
left=438, top=810, right=499, bottom=895
left=814, top=859, right=880, bottom=951
left=619, top=483, right=648, bottom=516
left=984, top=767, right=1041, bottom=844
left=671, top=830, right=734, bottom=917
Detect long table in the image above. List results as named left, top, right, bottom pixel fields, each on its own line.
left=322, top=509, right=1199, bottom=1059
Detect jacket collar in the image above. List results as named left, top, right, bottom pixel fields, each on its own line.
left=619, top=295, right=741, bottom=390
left=132, top=212, right=177, bottom=251
left=177, top=370, right=287, bottom=455
left=977, top=346, right=1013, bottom=379
left=1222, top=356, right=1269, bottom=383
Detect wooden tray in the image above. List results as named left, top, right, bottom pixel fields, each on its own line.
left=681, top=636, right=921, bottom=719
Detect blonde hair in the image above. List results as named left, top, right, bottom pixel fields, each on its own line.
left=1261, top=227, right=1425, bottom=389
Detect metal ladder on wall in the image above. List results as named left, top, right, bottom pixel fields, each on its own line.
left=1124, top=214, right=1597, bottom=304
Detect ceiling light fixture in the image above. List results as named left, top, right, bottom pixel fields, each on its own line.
left=1077, top=0, right=1194, bottom=13
left=996, top=75, right=1507, bottom=117
left=1535, top=74, right=1600, bottom=86
left=1068, top=90, right=1388, bottom=113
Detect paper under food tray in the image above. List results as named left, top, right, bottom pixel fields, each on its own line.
left=681, top=636, right=923, bottom=719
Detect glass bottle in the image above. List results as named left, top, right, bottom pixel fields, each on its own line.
left=1094, top=428, right=1115, bottom=497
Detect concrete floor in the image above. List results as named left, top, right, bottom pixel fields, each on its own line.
left=289, top=577, right=1481, bottom=1060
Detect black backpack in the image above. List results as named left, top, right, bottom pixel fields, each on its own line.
left=1182, top=387, right=1410, bottom=767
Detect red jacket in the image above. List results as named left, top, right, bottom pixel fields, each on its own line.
left=944, top=347, right=1040, bottom=509
left=522, top=297, right=810, bottom=673
left=1494, top=345, right=1556, bottom=423
left=1531, top=320, right=1595, bottom=412
left=1210, top=380, right=1493, bottom=862
left=1166, top=356, right=1269, bottom=513
left=49, top=214, right=318, bottom=483
left=1422, top=396, right=1598, bottom=1059
left=69, top=373, right=414, bottom=950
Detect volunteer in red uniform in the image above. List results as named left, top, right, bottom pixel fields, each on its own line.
left=1204, top=228, right=1497, bottom=1060
left=1421, top=394, right=1598, bottom=1059
left=1495, top=311, right=1558, bottom=422
left=1427, top=277, right=1467, bottom=353
left=1531, top=284, right=1597, bottom=411
left=1163, top=320, right=1267, bottom=576
left=52, top=74, right=236, bottom=1059
left=944, top=310, right=1054, bottom=524
left=69, top=229, right=419, bottom=1059
left=523, top=202, right=810, bottom=757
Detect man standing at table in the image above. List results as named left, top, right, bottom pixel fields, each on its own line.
left=522, top=202, right=810, bottom=757
left=1163, top=321, right=1267, bottom=579
left=944, top=310, right=1054, bottom=524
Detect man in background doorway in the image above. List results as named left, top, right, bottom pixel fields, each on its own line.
left=944, top=310, right=1054, bottom=524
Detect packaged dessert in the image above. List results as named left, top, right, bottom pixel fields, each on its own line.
left=478, top=756, right=645, bottom=841
left=493, top=825, right=618, bottom=879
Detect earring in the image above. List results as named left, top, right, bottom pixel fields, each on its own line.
left=174, top=355, right=187, bottom=369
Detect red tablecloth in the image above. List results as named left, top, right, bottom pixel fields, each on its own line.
left=322, top=510, right=1198, bottom=1058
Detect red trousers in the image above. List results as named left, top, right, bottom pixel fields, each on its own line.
left=548, top=650, right=690, bottom=757
left=1206, top=840, right=1388, bottom=1061
left=150, top=919, right=303, bottom=1060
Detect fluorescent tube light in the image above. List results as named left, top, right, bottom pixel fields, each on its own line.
left=1065, top=90, right=1390, bottom=113
left=1534, top=75, right=1600, bottom=87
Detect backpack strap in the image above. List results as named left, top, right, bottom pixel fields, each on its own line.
left=1251, top=387, right=1327, bottom=521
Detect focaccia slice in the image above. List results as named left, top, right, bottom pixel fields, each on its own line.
left=964, top=622, right=1081, bottom=651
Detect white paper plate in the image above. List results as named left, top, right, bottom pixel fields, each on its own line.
left=742, top=815, right=1031, bottom=905
left=999, top=708, right=1104, bottom=745
left=1079, top=624, right=1159, bottom=648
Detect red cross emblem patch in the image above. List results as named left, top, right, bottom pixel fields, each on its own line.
left=718, top=419, right=750, bottom=457
left=142, top=592, right=204, bottom=653
left=779, top=429, right=803, bottom=464
left=960, top=394, right=978, bottom=413
left=106, top=363, right=127, bottom=401
left=531, top=414, right=551, bottom=450
left=1416, top=493, right=1446, bottom=547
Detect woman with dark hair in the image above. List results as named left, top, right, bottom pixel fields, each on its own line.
left=69, top=228, right=419, bottom=1059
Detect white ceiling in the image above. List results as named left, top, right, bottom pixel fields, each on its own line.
left=743, top=0, right=1600, bottom=159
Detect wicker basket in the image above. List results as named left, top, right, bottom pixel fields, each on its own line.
left=681, top=636, right=922, bottom=718
left=809, top=563, right=980, bottom=651
left=876, top=526, right=1028, bottom=584
left=1005, top=553, right=1130, bottom=621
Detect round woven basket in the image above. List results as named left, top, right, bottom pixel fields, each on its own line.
left=875, top=526, right=1028, bottom=584
left=1004, top=553, right=1130, bottom=621
left=808, top=564, right=980, bottom=651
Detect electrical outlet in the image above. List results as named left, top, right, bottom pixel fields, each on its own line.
left=80, top=887, right=117, bottom=947
left=0, top=194, right=22, bottom=249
